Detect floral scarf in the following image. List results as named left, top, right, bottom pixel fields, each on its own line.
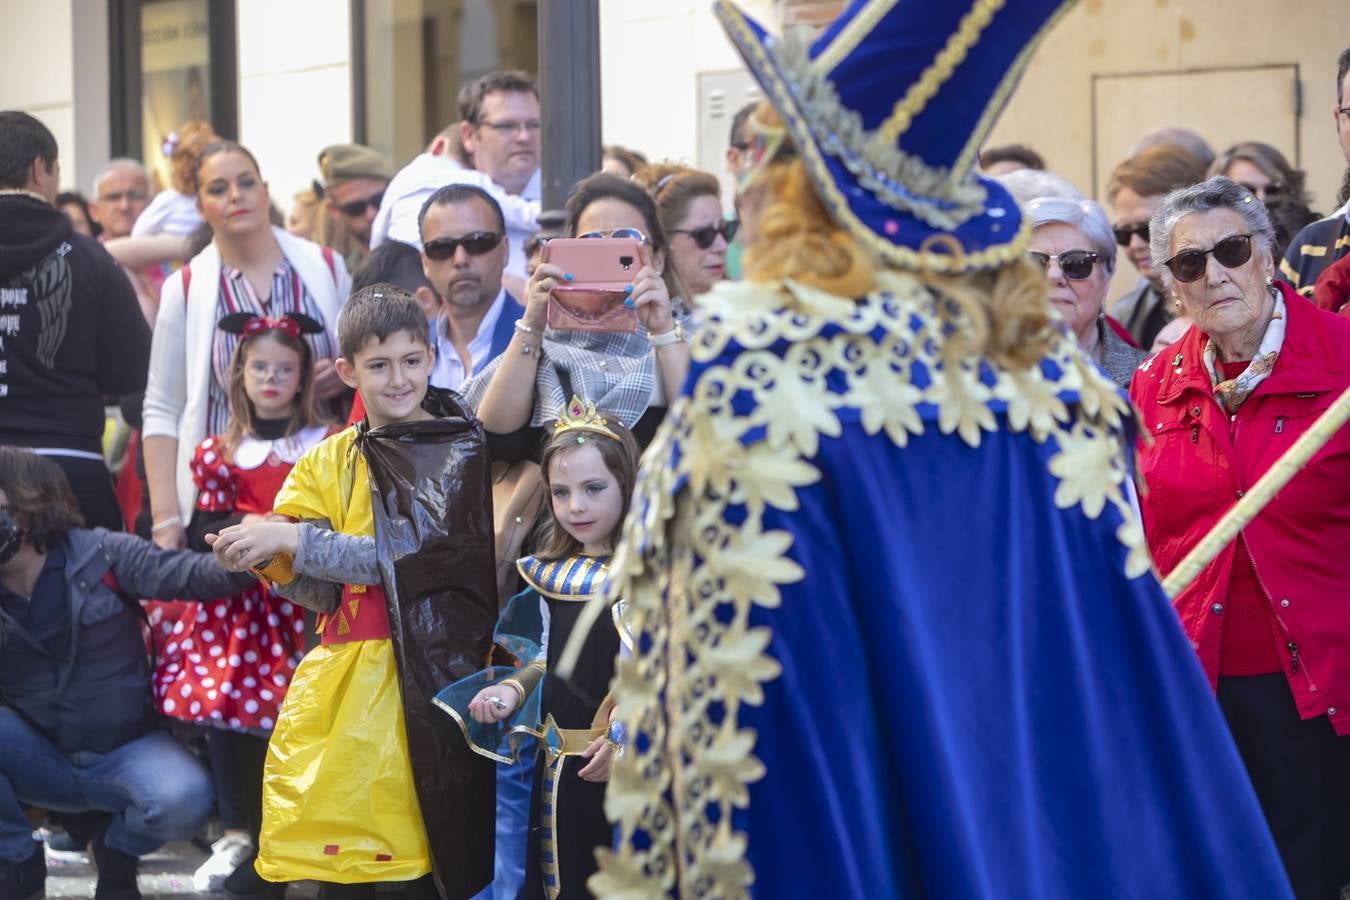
left=1202, top=290, right=1286, bottom=414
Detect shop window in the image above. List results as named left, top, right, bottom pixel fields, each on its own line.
left=354, top=0, right=538, bottom=166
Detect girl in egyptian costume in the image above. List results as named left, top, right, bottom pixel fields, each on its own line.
left=436, top=398, right=638, bottom=900
left=584, top=1, right=1296, bottom=897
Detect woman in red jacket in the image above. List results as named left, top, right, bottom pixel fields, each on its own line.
left=1130, top=175, right=1350, bottom=900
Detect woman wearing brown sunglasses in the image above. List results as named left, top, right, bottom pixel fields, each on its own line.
left=634, top=163, right=732, bottom=302
left=1130, top=175, right=1350, bottom=900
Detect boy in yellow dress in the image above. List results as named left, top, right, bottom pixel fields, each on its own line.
left=209, top=284, right=497, bottom=900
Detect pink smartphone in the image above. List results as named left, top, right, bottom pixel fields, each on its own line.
left=540, top=237, right=642, bottom=333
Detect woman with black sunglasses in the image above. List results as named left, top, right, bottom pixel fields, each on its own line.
left=1130, top=176, right=1350, bottom=900
left=1208, top=141, right=1319, bottom=261
left=1025, top=196, right=1145, bottom=387
left=634, top=163, right=734, bottom=302
left=1106, top=143, right=1209, bottom=348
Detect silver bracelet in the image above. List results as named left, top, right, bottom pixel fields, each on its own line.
left=151, top=515, right=183, bottom=533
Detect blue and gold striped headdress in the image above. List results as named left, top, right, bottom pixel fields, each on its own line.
left=716, top=0, right=1074, bottom=274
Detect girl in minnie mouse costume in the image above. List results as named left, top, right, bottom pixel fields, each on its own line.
left=146, top=311, right=334, bottom=895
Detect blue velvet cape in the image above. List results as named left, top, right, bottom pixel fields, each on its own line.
left=590, top=275, right=1292, bottom=899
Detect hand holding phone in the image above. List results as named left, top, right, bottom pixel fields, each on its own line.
left=539, top=237, right=643, bottom=333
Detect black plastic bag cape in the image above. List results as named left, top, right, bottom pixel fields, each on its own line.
left=355, top=388, right=497, bottom=900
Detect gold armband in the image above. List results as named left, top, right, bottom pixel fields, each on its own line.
left=500, top=659, right=546, bottom=700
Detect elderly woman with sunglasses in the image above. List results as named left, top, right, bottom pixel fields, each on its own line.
left=1025, top=196, right=1146, bottom=387
left=1130, top=175, right=1350, bottom=900
left=464, top=172, right=690, bottom=452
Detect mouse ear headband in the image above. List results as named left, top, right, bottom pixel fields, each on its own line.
left=217, top=312, right=325, bottom=338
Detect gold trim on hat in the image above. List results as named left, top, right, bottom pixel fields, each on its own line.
left=713, top=0, right=1075, bottom=273
left=947, top=0, right=1079, bottom=190
left=809, top=0, right=902, bottom=76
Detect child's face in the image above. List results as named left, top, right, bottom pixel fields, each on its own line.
left=547, top=441, right=623, bottom=555
left=337, top=329, right=434, bottom=428
left=242, top=335, right=303, bottom=419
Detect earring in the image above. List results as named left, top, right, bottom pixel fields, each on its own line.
left=1265, top=275, right=1273, bottom=286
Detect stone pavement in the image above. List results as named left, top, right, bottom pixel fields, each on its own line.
left=40, top=839, right=319, bottom=900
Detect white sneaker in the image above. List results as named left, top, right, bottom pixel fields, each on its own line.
left=192, top=833, right=254, bottom=892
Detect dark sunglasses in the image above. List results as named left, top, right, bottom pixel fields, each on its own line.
left=1029, top=250, right=1100, bottom=281
left=336, top=191, right=384, bottom=217
left=1112, top=222, right=1149, bottom=246
left=671, top=220, right=738, bottom=250
left=1237, top=181, right=1284, bottom=200
left=579, top=227, right=647, bottom=241
left=1162, top=233, right=1253, bottom=283
left=422, top=231, right=504, bottom=260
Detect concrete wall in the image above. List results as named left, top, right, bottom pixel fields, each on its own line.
left=2, top=0, right=77, bottom=181
left=597, top=0, right=779, bottom=166
left=236, top=0, right=353, bottom=210
left=989, top=0, right=1350, bottom=212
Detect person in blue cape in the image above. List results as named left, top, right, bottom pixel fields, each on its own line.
left=585, top=1, right=1295, bottom=897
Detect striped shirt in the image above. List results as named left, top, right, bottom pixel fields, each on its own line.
left=1280, top=206, right=1350, bottom=298
left=206, top=259, right=337, bottom=434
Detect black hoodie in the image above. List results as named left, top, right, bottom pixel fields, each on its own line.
left=0, top=194, right=150, bottom=453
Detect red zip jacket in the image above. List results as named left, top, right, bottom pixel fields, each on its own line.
left=1130, top=283, right=1350, bottom=736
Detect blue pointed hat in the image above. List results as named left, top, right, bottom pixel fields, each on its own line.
left=716, top=0, right=1074, bottom=274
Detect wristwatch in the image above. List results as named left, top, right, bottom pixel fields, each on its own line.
left=648, top=323, right=684, bottom=347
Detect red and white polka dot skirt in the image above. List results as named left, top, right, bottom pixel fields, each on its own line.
left=146, top=585, right=306, bottom=732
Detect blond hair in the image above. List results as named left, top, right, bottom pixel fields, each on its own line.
left=743, top=104, right=1054, bottom=370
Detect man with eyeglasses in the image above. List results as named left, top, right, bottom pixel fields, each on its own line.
left=89, top=159, right=151, bottom=241
left=370, top=71, right=542, bottom=297
left=1280, top=46, right=1350, bottom=298
left=318, top=143, right=394, bottom=269
left=87, top=157, right=165, bottom=318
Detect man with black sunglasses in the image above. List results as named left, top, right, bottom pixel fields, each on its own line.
left=417, top=184, right=523, bottom=393
left=318, top=143, right=394, bottom=269
left=1106, top=143, right=1209, bottom=348
left=1281, top=46, right=1350, bottom=298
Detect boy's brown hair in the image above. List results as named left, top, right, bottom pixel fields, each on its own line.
left=337, top=283, right=430, bottom=361
left=0, top=447, right=84, bottom=552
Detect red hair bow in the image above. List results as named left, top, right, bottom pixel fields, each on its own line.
left=244, top=315, right=300, bottom=337
left=217, top=311, right=324, bottom=337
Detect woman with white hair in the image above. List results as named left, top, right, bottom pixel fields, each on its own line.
left=1131, top=176, right=1350, bottom=899
left=1025, top=196, right=1146, bottom=386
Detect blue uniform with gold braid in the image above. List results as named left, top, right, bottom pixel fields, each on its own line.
left=590, top=0, right=1294, bottom=897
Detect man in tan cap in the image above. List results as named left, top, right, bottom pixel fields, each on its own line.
left=318, top=143, right=393, bottom=264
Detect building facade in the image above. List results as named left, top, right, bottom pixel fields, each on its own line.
left=2, top=0, right=1347, bottom=246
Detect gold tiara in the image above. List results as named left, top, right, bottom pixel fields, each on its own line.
left=553, top=396, right=619, bottom=443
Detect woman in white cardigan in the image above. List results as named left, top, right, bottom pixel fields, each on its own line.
left=143, top=140, right=350, bottom=550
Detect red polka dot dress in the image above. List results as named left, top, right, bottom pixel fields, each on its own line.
left=147, top=427, right=331, bottom=732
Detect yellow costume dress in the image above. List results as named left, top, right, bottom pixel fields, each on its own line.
left=255, top=426, right=430, bottom=884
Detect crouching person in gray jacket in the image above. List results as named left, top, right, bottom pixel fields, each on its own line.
left=0, top=448, right=256, bottom=900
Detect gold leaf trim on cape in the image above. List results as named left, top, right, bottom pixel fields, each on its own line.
left=592, top=274, right=1144, bottom=898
